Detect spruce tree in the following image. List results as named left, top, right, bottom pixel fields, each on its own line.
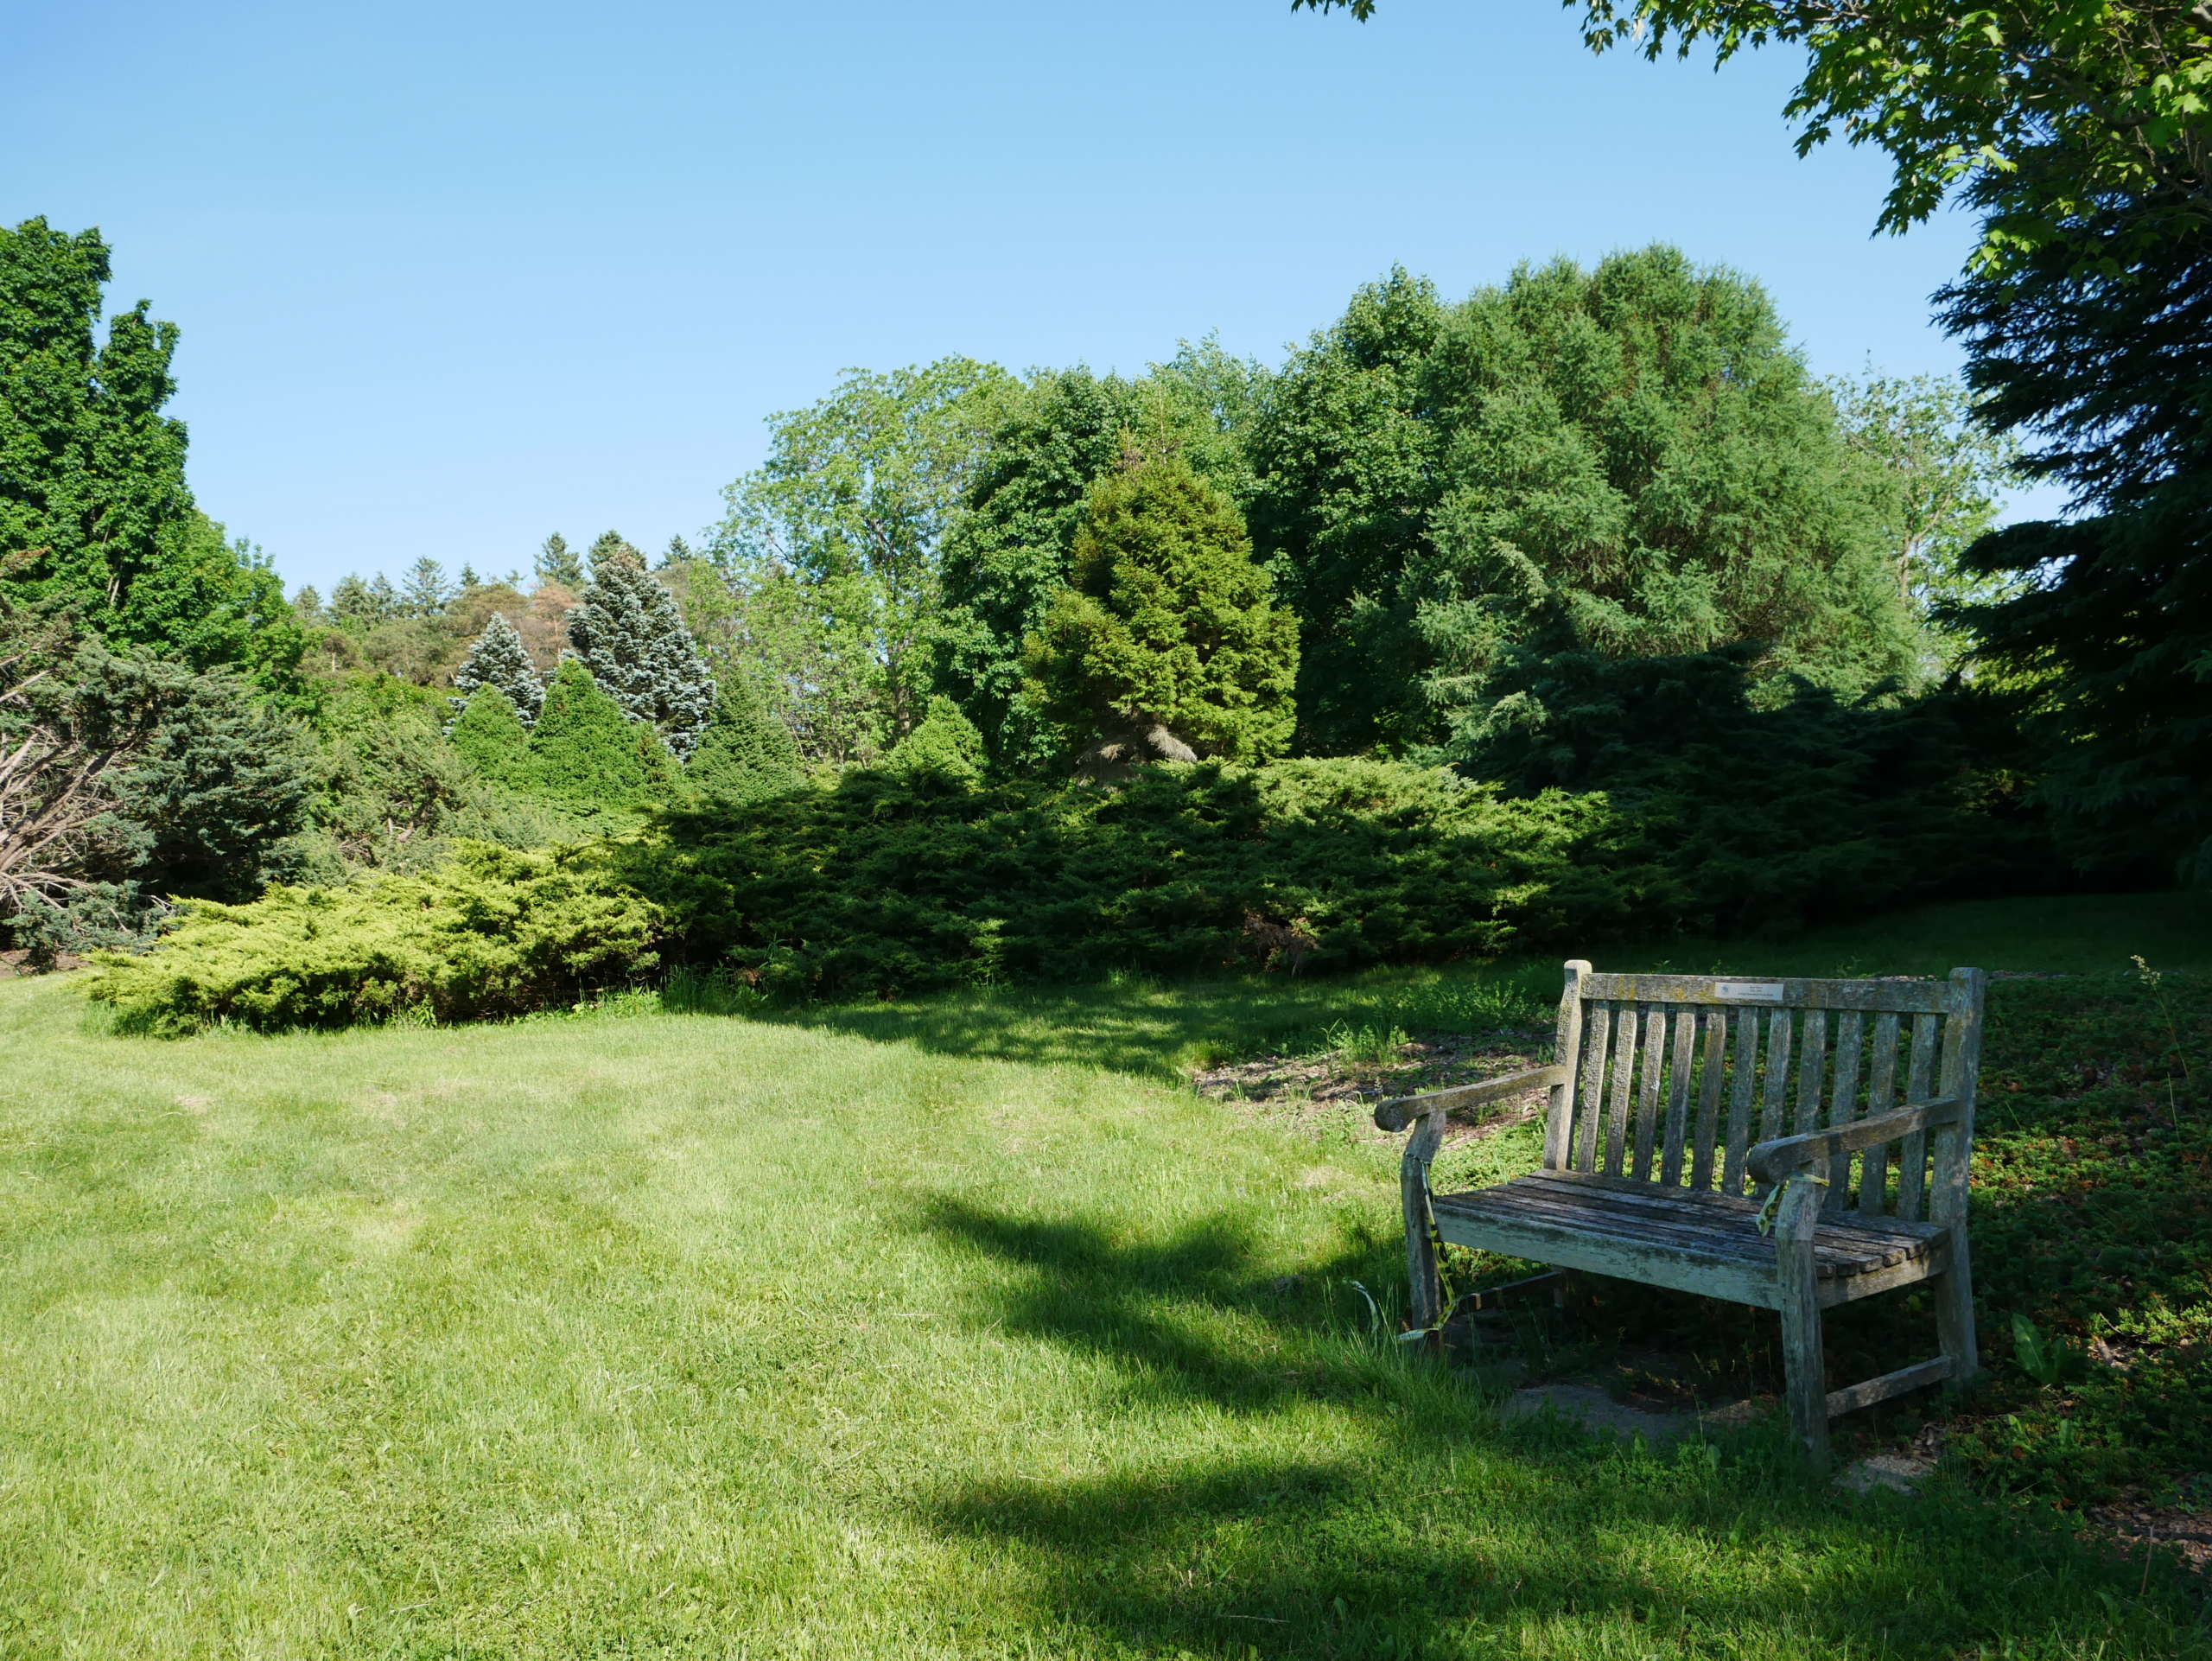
left=448, top=612, right=543, bottom=727
left=536, top=532, right=584, bottom=588
left=564, top=549, right=717, bottom=757
left=400, top=557, right=451, bottom=619
left=1025, top=454, right=1299, bottom=767
left=448, top=684, right=532, bottom=787
left=686, top=676, right=805, bottom=804
left=522, top=659, right=683, bottom=812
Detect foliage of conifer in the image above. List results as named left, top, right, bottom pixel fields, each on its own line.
left=563, top=548, right=716, bottom=757
left=684, top=676, right=805, bottom=805
left=448, top=684, right=532, bottom=788
left=448, top=612, right=543, bottom=728
left=523, top=660, right=684, bottom=813
left=536, top=533, right=584, bottom=589
left=1025, top=454, right=1298, bottom=767
left=883, top=696, right=985, bottom=785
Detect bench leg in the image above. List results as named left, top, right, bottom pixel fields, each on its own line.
left=1777, top=1238, right=1830, bottom=1470
left=1934, top=1232, right=1981, bottom=1390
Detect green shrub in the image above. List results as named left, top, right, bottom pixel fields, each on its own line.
left=84, top=842, right=670, bottom=1034
left=623, top=758, right=1656, bottom=999
left=882, top=695, right=986, bottom=785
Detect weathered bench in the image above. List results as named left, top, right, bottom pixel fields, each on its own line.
left=1374, top=961, right=1987, bottom=1464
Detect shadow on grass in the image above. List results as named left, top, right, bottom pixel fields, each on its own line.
left=908, top=1194, right=2207, bottom=1660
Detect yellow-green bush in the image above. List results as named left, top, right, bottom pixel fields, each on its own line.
left=86, top=842, right=668, bottom=1034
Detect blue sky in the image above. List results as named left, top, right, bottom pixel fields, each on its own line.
left=9, top=1, right=2043, bottom=595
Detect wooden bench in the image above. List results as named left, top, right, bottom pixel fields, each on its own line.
left=1374, top=961, right=1987, bottom=1465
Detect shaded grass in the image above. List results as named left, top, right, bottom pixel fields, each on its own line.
left=1, top=955, right=2204, bottom=1658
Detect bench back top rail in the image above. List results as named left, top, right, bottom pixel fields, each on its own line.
left=1541, top=962, right=1987, bottom=1221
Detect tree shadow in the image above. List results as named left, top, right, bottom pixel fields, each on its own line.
left=906, top=1193, right=2202, bottom=1659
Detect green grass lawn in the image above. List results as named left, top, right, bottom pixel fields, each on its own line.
left=3, top=901, right=2206, bottom=1659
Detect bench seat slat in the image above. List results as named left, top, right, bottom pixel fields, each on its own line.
left=1435, top=1172, right=1942, bottom=1280
left=1580, top=972, right=1959, bottom=1014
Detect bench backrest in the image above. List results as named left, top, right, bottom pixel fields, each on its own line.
left=1541, top=963, right=1988, bottom=1222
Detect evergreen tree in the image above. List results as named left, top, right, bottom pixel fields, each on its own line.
left=1025, top=454, right=1298, bottom=767
left=522, top=659, right=683, bottom=812
left=883, top=695, right=986, bottom=785
left=564, top=550, right=717, bottom=757
left=401, top=557, right=452, bottom=619
left=457, top=563, right=480, bottom=589
left=448, top=611, right=543, bottom=727
left=588, top=531, right=644, bottom=574
left=448, top=684, right=532, bottom=788
left=536, top=532, right=584, bottom=588
left=685, top=675, right=806, bottom=804
left=663, top=534, right=693, bottom=565
left=367, top=574, right=400, bottom=620
left=0, top=219, right=306, bottom=691
left=1939, top=186, right=2212, bottom=878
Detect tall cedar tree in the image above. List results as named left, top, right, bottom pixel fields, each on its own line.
left=684, top=676, right=805, bottom=804
left=524, top=659, right=683, bottom=812
left=1939, top=177, right=2212, bottom=879
left=0, top=219, right=306, bottom=692
left=449, top=612, right=543, bottom=727
left=1025, top=453, right=1297, bottom=767
left=564, top=546, right=716, bottom=758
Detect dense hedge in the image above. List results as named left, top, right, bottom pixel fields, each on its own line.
left=86, top=742, right=2038, bottom=1032
left=624, top=759, right=1656, bottom=997
left=86, top=843, right=667, bottom=1034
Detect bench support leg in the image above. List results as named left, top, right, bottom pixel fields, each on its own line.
left=1776, top=1231, right=1830, bottom=1470
left=1933, top=1237, right=1980, bottom=1391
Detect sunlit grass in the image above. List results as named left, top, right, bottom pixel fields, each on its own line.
left=0, top=894, right=2203, bottom=1658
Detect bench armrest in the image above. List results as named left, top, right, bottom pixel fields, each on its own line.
left=1745, top=1097, right=1962, bottom=1187
left=1373, top=1064, right=1571, bottom=1133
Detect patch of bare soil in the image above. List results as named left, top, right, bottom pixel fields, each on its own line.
left=0, top=949, right=83, bottom=978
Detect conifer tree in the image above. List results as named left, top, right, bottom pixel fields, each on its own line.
left=883, top=696, right=986, bottom=785
left=522, top=660, right=683, bottom=812
left=685, top=676, right=805, bottom=804
left=1025, top=453, right=1298, bottom=767
left=564, top=548, right=717, bottom=757
left=447, top=684, right=531, bottom=788
left=536, top=532, right=584, bottom=589
left=400, top=557, right=452, bottom=619
left=588, top=530, right=644, bottom=573
left=448, top=611, right=543, bottom=727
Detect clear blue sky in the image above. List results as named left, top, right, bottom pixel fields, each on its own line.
left=10, top=1, right=2044, bottom=595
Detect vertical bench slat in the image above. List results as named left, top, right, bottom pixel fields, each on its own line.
left=1630, top=1007, right=1667, bottom=1180
left=1721, top=1008, right=1762, bottom=1194
left=1897, top=1013, right=1941, bottom=1222
left=1574, top=1003, right=1612, bottom=1172
left=1793, top=1009, right=1828, bottom=1136
left=1757, top=1008, right=1796, bottom=1157
left=1658, top=1009, right=1696, bottom=1186
left=1858, top=1012, right=1901, bottom=1214
left=1689, top=1012, right=1726, bottom=1191
left=1603, top=1006, right=1641, bottom=1174
left=1541, top=962, right=1589, bottom=1170
left=1823, top=1010, right=1864, bottom=1214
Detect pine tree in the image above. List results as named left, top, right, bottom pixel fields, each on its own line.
left=522, top=659, right=684, bottom=812
left=883, top=695, right=985, bottom=785
left=1025, top=453, right=1299, bottom=767
left=685, top=676, right=805, bottom=804
left=448, top=684, right=532, bottom=787
left=366, top=574, right=400, bottom=620
left=457, top=563, right=480, bottom=589
left=536, top=532, right=584, bottom=588
left=401, top=557, right=452, bottom=619
left=448, top=611, right=543, bottom=727
left=564, top=550, right=717, bottom=757
left=663, top=534, right=693, bottom=565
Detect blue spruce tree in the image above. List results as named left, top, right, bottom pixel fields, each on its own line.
left=448, top=611, right=543, bottom=729
left=564, top=545, right=716, bottom=758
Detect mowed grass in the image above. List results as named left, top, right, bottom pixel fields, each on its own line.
left=0, top=906, right=2205, bottom=1658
